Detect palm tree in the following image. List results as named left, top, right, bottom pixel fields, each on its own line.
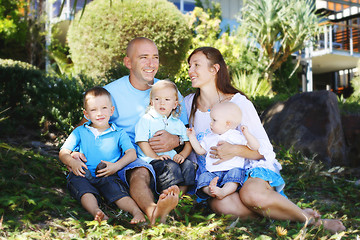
left=239, top=0, right=320, bottom=86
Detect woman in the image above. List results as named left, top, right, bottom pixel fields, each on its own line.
left=184, top=47, right=345, bottom=233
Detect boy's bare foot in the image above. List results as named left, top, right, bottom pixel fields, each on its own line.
left=130, top=210, right=146, bottom=224
left=150, top=185, right=180, bottom=225
left=94, top=210, right=109, bottom=225
left=209, top=177, right=226, bottom=200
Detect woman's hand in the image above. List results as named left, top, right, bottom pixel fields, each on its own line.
left=210, top=141, right=263, bottom=164
left=149, top=130, right=179, bottom=153
left=210, top=141, right=238, bottom=164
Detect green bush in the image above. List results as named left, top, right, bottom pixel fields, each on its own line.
left=0, top=59, right=45, bottom=132
left=67, top=0, right=192, bottom=80
left=232, top=71, right=273, bottom=99
left=0, top=59, right=100, bottom=136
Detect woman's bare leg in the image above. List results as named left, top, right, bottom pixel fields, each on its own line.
left=240, top=177, right=345, bottom=233
left=209, top=192, right=257, bottom=219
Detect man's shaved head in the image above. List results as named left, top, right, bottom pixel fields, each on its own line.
left=126, top=37, right=157, bottom=57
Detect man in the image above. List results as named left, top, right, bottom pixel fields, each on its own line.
left=70, top=37, right=188, bottom=225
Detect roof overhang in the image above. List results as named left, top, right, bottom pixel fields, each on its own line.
left=308, top=51, right=360, bottom=73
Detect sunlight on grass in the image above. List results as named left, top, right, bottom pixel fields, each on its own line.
left=0, top=141, right=359, bottom=239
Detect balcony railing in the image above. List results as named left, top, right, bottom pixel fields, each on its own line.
left=314, top=22, right=360, bottom=54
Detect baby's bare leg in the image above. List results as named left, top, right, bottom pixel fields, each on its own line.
left=209, top=177, right=238, bottom=200
left=201, top=185, right=214, bottom=197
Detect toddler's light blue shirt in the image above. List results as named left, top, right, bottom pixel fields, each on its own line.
left=135, top=108, right=189, bottom=163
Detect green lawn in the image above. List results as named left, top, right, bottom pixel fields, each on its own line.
left=0, top=142, right=359, bottom=239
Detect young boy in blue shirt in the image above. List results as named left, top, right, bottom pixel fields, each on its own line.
left=59, top=87, right=145, bottom=224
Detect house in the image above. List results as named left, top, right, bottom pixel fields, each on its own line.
left=307, top=0, right=360, bottom=96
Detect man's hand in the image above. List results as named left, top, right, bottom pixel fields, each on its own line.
left=69, top=158, right=88, bottom=177
left=71, top=152, right=87, bottom=163
left=149, top=130, right=179, bottom=153
left=67, top=152, right=88, bottom=175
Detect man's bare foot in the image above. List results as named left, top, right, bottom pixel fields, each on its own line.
left=94, top=210, right=109, bottom=225
left=150, top=185, right=180, bottom=225
left=130, top=210, right=146, bottom=224
left=313, top=219, right=346, bottom=233
left=209, top=177, right=226, bottom=200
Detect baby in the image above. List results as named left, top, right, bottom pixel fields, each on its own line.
left=135, top=80, right=195, bottom=195
left=187, top=101, right=259, bottom=200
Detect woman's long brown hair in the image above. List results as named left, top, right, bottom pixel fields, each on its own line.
left=187, top=47, right=247, bottom=126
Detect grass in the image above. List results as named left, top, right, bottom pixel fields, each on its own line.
left=0, top=141, right=359, bottom=239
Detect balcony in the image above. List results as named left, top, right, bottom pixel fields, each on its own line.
left=306, top=22, right=360, bottom=74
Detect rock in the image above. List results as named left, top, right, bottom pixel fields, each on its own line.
left=95, top=161, right=107, bottom=176
left=261, top=90, right=348, bottom=166
left=341, top=115, right=360, bottom=167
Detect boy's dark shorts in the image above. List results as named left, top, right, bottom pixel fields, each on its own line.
left=150, top=159, right=196, bottom=193
left=67, top=170, right=129, bottom=204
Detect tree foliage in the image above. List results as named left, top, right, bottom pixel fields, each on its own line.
left=239, top=0, right=320, bottom=84
left=67, top=0, right=192, bottom=80
left=0, top=0, right=46, bottom=67
left=0, top=0, right=28, bottom=61
left=174, top=2, right=265, bottom=96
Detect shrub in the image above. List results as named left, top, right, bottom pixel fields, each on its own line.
left=0, top=59, right=100, bottom=136
left=67, top=0, right=192, bottom=80
left=232, top=71, right=273, bottom=99
left=0, top=59, right=45, bottom=132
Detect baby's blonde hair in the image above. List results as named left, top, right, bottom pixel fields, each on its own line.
left=211, top=102, right=242, bottom=129
left=149, top=80, right=181, bottom=117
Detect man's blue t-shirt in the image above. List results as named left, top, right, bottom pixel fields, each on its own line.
left=104, top=75, right=188, bottom=146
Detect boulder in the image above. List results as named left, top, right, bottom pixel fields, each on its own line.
left=261, top=90, right=348, bottom=166
left=341, top=115, right=360, bottom=166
